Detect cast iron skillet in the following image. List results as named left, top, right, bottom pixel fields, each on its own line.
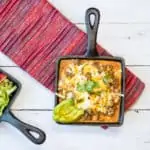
left=55, top=8, right=125, bottom=126
left=0, top=69, right=46, bottom=144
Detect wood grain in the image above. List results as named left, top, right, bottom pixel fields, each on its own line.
left=0, top=111, right=150, bottom=150
left=50, top=0, right=150, bottom=23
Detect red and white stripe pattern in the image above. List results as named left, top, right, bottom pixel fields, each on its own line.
left=0, top=0, right=145, bottom=112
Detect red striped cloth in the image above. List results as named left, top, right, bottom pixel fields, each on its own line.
left=0, top=0, right=145, bottom=114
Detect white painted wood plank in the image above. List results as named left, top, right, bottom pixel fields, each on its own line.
left=0, top=111, right=150, bottom=150
left=78, top=24, right=150, bottom=39
left=0, top=53, right=17, bottom=66
left=0, top=66, right=148, bottom=109
left=50, top=0, right=150, bottom=23
left=77, top=24, right=150, bottom=65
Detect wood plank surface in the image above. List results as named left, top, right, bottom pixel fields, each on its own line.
left=0, top=111, right=150, bottom=150
left=50, top=0, right=150, bottom=23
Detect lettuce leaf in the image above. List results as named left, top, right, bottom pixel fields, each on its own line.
left=0, top=79, right=17, bottom=95
left=0, top=90, right=9, bottom=116
left=0, top=78, right=17, bottom=116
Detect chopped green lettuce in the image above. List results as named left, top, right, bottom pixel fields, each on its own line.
left=0, top=90, right=9, bottom=116
left=0, top=79, right=17, bottom=95
left=0, top=78, right=17, bottom=116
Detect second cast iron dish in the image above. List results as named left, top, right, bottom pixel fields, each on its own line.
left=0, top=69, right=46, bottom=144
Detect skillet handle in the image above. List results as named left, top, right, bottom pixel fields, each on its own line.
left=2, top=111, right=46, bottom=144
left=85, top=8, right=100, bottom=57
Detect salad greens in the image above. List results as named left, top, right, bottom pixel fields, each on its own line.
left=0, top=90, right=9, bottom=116
left=0, top=79, right=17, bottom=95
left=53, top=99, right=84, bottom=123
left=0, top=73, right=17, bottom=116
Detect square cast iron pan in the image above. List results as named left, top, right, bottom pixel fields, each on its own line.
left=54, top=8, right=125, bottom=126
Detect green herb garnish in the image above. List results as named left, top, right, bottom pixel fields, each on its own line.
left=85, top=80, right=97, bottom=92
left=77, top=80, right=99, bottom=93
left=77, top=83, right=86, bottom=92
left=103, top=74, right=112, bottom=85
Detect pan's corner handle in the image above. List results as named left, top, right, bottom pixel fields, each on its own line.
left=85, top=8, right=100, bottom=32
left=2, top=111, right=46, bottom=145
left=85, top=7, right=100, bottom=57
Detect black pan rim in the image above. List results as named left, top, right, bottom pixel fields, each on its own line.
left=54, top=56, right=125, bottom=126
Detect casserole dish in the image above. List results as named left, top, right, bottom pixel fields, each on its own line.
left=54, top=8, right=125, bottom=126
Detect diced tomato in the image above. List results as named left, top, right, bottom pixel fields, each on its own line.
left=0, top=73, right=7, bottom=83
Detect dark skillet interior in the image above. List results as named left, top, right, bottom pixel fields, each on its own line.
left=55, top=8, right=125, bottom=126
left=0, top=68, right=46, bottom=144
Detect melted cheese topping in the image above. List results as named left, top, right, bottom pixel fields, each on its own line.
left=57, top=59, right=122, bottom=123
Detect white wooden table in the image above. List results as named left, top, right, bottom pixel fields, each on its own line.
left=0, top=0, right=150, bottom=149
